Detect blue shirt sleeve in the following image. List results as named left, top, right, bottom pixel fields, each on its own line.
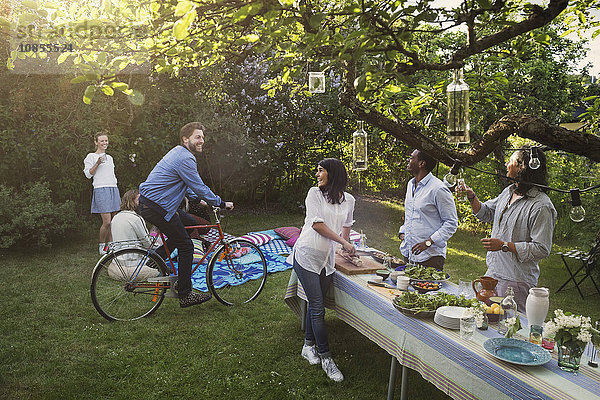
left=178, top=156, right=223, bottom=207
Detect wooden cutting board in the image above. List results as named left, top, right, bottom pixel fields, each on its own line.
left=335, top=253, right=383, bottom=275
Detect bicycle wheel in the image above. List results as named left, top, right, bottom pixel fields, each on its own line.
left=207, top=239, right=267, bottom=306
left=90, top=248, right=170, bottom=321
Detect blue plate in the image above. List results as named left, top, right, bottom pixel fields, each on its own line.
left=483, top=338, right=551, bottom=366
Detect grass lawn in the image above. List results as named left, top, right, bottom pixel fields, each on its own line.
left=1, top=197, right=598, bottom=399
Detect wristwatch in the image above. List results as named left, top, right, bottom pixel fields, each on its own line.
left=501, top=242, right=510, bottom=252
left=425, top=240, right=432, bottom=247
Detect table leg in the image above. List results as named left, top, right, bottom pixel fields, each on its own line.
left=300, top=299, right=306, bottom=331
left=401, top=365, right=408, bottom=400
left=387, top=356, right=408, bottom=400
left=387, top=356, right=397, bottom=400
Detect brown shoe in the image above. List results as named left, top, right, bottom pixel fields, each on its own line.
left=179, top=291, right=212, bottom=308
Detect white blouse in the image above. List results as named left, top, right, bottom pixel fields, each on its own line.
left=83, top=153, right=118, bottom=188
left=287, top=187, right=355, bottom=275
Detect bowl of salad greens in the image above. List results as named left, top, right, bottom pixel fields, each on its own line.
left=392, top=291, right=479, bottom=318
left=404, top=265, right=450, bottom=282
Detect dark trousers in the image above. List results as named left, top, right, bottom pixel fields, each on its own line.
left=404, top=255, right=445, bottom=271
left=139, top=203, right=194, bottom=297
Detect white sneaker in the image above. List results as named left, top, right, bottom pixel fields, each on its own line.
left=301, top=344, right=320, bottom=365
left=99, top=243, right=107, bottom=255
left=321, top=357, right=344, bottom=382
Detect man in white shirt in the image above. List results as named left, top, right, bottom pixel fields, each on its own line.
left=398, top=150, right=458, bottom=270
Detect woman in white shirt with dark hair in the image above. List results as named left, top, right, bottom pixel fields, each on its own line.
left=83, top=132, right=120, bottom=254
left=287, top=158, right=356, bottom=383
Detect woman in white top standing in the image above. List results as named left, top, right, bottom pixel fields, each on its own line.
left=83, top=132, right=120, bottom=254
left=287, top=158, right=356, bottom=382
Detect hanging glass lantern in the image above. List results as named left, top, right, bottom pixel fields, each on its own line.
left=447, top=68, right=470, bottom=143
left=353, top=120, right=368, bottom=171
left=308, top=71, right=325, bottom=93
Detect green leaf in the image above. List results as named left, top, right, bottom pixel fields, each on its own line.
left=70, top=75, right=87, bottom=84
left=128, top=89, right=145, bottom=106
left=233, top=3, right=262, bottom=23
left=278, top=0, right=294, bottom=6
left=476, top=0, right=492, bottom=8
left=173, top=10, right=197, bottom=40
left=111, top=82, right=129, bottom=91
left=174, top=0, right=193, bottom=17
left=101, top=86, right=114, bottom=96
left=45, top=2, right=59, bottom=8
left=18, top=13, right=38, bottom=24
left=83, top=85, right=96, bottom=104
left=241, top=34, right=260, bottom=43
left=534, top=34, right=550, bottom=45
left=22, top=0, right=38, bottom=10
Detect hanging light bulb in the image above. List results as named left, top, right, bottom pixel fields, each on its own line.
left=446, top=68, right=470, bottom=144
left=529, top=148, right=540, bottom=170
left=352, top=120, right=368, bottom=171
left=443, top=163, right=461, bottom=187
left=569, top=189, right=585, bottom=223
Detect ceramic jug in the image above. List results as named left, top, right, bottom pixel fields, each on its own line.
left=472, top=276, right=498, bottom=304
left=525, top=287, right=549, bottom=327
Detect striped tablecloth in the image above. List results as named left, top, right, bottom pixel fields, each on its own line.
left=284, top=270, right=600, bottom=400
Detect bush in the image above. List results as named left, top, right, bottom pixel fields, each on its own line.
left=0, top=182, right=80, bottom=249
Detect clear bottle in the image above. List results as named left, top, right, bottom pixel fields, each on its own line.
left=446, top=68, right=470, bottom=144
left=352, top=120, right=368, bottom=171
left=498, top=287, right=517, bottom=335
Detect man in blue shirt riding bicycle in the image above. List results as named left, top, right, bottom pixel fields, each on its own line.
left=139, top=122, right=234, bottom=308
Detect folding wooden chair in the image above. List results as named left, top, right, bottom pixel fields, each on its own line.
left=556, top=249, right=600, bottom=299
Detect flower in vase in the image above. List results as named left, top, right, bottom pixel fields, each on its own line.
left=505, top=315, right=522, bottom=338
left=544, top=309, right=600, bottom=350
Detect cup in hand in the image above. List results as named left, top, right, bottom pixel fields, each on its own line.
left=98, top=153, right=106, bottom=163
left=455, top=178, right=467, bottom=201
left=460, top=316, right=476, bottom=340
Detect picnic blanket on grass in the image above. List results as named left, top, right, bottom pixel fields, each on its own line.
left=168, top=241, right=292, bottom=293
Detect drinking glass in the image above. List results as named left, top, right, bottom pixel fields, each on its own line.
left=458, top=279, right=474, bottom=298
left=529, top=325, right=543, bottom=345
left=460, top=316, right=476, bottom=340
left=455, top=178, right=467, bottom=201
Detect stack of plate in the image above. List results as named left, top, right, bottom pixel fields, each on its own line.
left=434, top=306, right=469, bottom=329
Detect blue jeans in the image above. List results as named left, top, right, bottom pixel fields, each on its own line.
left=293, top=258, right=333, bottom=358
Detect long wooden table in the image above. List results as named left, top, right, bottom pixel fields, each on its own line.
left=284, top=270, right=600, bottom=400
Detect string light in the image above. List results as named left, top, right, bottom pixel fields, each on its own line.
left=449, top=157, right=599, bottom=224
left=529, top=148, right=541, bottom=170
left=443, top=162, right=462, bottom=187
left=569, top=189, right=586, bottom=223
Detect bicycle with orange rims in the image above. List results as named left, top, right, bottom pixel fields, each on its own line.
left=90, top=207, right=267, bottom=321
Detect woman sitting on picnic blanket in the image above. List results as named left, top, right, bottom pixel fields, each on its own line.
left=287, top=158, right=356, bottom=383
left=108, top=189, right=160, bottom=280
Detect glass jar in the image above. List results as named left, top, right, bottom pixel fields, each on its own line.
left=352, top=121, right=368, bottom=171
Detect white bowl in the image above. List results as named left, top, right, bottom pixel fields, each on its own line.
left=371, top=275, right=383, bottom=283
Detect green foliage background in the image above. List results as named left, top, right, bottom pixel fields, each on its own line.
left=1, top=24, right=599, bottom=249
